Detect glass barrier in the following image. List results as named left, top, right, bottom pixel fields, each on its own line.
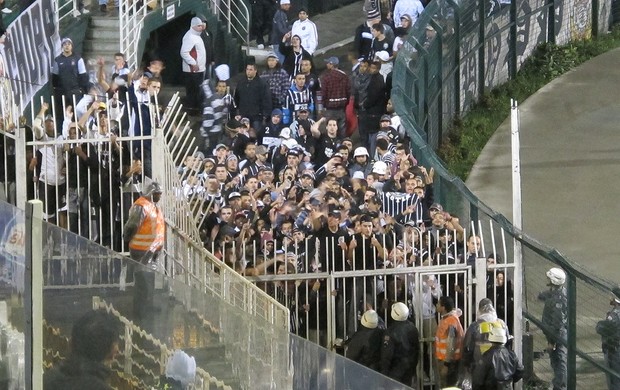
left=289, top=334, right=411, bottom=390
left=41, top=219, right=290, bottom=389
left=0, top=201, right=26, bottom=388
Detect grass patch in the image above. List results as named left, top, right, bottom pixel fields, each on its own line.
left=438, top=26, right=620, bottom=180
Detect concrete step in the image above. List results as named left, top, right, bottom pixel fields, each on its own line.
left=86, top=27, right=119, bottom=40
left=89, top=16, right=120, bottom=29
left=83, top=39, right=121, bottom=53
left=82, top=50, right=119, bottom=61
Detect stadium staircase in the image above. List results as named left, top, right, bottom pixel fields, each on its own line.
left=82, top=16, right=121, bottom=70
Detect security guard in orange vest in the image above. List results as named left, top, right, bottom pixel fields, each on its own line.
left=123, top=181, right=165, bottom=264
left=123, top=181, right=165, bottom=316
left=435, top=295, right=464, bottom=388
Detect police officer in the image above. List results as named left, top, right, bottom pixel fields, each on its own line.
left=346, top=309, right=384, bottom=370
left=471, top=326, right=524, bottom=389
left=596, top=286, right=620, bottom=390
left=380, top=302, right=420, bottom=386
left=462, top=298, right=510, bottom=375
left=538, top=267, right=568, bottom=390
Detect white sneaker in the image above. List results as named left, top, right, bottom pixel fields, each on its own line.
left=82, top=8, right=90, bottom=13
left=257, top=44, right=264, bottom=50
left=72, top=9, right=81, bottom=16
left=1, top=8, right=12, bottom=14
left=333, top=338, right=344, bottom=347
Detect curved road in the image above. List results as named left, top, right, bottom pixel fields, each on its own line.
left=466, top=47, right=620, bottom=283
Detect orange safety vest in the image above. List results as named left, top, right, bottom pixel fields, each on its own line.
left=129, top=197, right=165, bottom=252
left=435, top=312, right=464, bottom=361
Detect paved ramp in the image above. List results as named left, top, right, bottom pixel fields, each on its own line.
left=466, top=47, right=620, bottom=282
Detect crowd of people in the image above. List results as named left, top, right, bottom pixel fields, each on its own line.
left=6, top=0, right=619, bottom=389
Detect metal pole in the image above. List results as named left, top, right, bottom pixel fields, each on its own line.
left=15, top=124, right=27, bottom=210
left=25, top=200, right=44, bottom=390
left=510, top=99, right=524, bottom=389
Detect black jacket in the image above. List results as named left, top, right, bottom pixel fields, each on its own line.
left=234, top=76, right=272, bottom=119
left=44, top=359, right=112, bottom=390
left=381, top=320, right=420, bottom=374
left=279, top=42, right=313, bottom=77
left=346, top=326, right=384, bottom=370
left=472, top=344, right=524, bottom=389
left=362, top=73, right=386, bottom=116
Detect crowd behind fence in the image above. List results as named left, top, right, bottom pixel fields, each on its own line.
left=0, top=0, right=618, bottom=386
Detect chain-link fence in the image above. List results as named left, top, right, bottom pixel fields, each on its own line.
left=391, top=0, right=618, bottom=387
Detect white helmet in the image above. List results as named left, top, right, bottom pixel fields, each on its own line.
left=391, top=302, right=409, bottom=321
left=165, top=350, right=196, bottom=387
left=488, top=326, right=508, bottom=344
left=546, top=267, right=566, bottom=286
left=360, top=310, right=379, bottom=329
left=353, top=146, right=369, bottom=157
left=372, top=161, right=388, bottom=175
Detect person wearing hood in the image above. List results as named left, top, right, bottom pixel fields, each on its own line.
left=180, top=17, right=207, bottom=114
left=462, top=298, right=510, bottom=375
left=435, top=295, right=464, bottom=388
left=380, top=302, right=420, bottom=385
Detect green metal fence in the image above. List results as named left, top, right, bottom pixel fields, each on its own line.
left=391, top=0, right=618, bottom=387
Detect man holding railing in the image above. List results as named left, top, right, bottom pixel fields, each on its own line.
left=32, top=102, right=66, bottom=226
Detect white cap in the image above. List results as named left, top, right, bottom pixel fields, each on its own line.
left=214, top=64, right=230, bottom=81
left=375, top=51, right=390, bottom=62
left=372, top=161, right=388, bottom=175
left=280, top=0, right=290, bottom=4
left=352, top=171, right=365, bottom=180
left=360, top=310, right=379, bottom=329
left=165, top=350, right=196, bottom=386
left=280, top=127, right=292, bottom=139
left=282, top=138, right=298, bottom=149
left=391, top=302, right=409, bottom=321
left=353, top=146, right=369, bottom=157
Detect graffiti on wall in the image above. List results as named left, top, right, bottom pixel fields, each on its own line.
left=570, top=0, right=592, bottom=39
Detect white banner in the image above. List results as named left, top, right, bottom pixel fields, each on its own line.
left=1, top=0, right=59, bottom=113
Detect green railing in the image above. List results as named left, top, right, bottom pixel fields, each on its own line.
left=391, top=0, right=618, bottom=387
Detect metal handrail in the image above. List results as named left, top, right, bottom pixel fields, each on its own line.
left=152, top=93, right=289, bottom=332
left=119, top=0, right=149, bottom=70
left=208, top=0, right=250, bottom=48
left=55, top=0, right=78, bottom=23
